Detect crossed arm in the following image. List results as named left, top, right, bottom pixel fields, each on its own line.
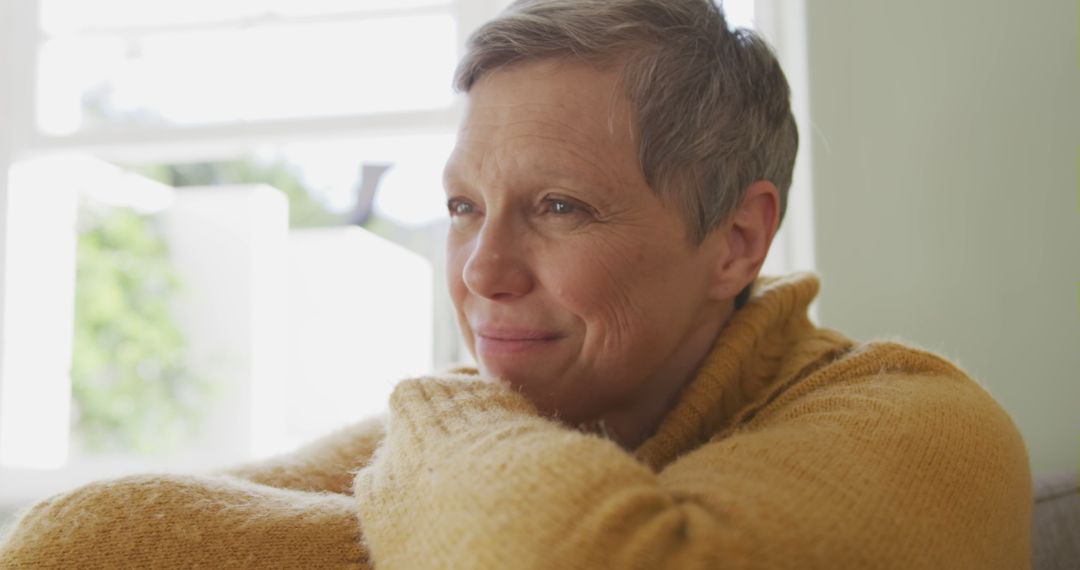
left=353, top=373, right=1031, bottom=569
left=0, top=417, right=385, bottom=569
left=215, top=415, right=386, bottom=494
left=0, top=370, right=1031, bottom=569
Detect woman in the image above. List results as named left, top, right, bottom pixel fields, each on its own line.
left=1, top=1, right=1031, bottom=568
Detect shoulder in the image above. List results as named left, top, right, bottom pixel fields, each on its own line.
left=737, top=340, right=1032, bottom=562
left=750, top=340, right=1027, bottom=461
left=675, top=340, right=1032, bottom=567
left=761, top=340, right=1019, bottom=430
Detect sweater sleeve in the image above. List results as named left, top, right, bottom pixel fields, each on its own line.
left=0, top=473, right=370, bottom=569
left=218, top=415, right=385, bottom=494
left=352, top=373, right=1031, bottom=570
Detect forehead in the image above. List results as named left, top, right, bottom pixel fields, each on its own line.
left=465, top=59, right=627, bottom=131
left=445, top=60, right=640, bottom=190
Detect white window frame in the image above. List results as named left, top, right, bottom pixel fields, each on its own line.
left=755, top=0, right=817, bottom=284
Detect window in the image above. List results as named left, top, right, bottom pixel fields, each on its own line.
left=35, top=1, right=459, bottom=135
left=0, top=0, right=496, bottom=509
left=0, top=0, right=795, bottom=516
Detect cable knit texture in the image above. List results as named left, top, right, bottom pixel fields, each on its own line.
left=0, top=273, right=1032, bottom=569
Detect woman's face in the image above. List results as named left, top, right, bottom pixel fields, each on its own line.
left=444, top=60, right=730, bottom=427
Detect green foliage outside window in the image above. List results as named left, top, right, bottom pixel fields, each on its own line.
left=73, top=158, right=361, bottom=455
left=71, top=205, right=215, bottom=455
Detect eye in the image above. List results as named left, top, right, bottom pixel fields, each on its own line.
left=545, top=198, right=581, bottom=215
left=447, top=198, right=476, bottom=217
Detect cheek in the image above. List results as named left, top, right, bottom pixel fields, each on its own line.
left=568, top=231, right=704, bottom=348
left=545, top=242, right=653, bottom=345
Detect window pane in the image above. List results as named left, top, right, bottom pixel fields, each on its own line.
left=125, top=131, right=461, bottom=381
left=277, top=134, right=456, bottom=228
left=40, top=0, right=452, bottom=35
left=37, top=14, right=458, bottom=134
left=128, top=133, right=455, bottom=229
left=723, top=0, right=755, bottom=30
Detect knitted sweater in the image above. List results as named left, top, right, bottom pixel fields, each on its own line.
left=0, top=273, right=1032, bottom=569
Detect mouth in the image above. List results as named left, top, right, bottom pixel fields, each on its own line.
left=473, top=326, right=563, bottom=357
left=476, top=326, right=561, bottom=341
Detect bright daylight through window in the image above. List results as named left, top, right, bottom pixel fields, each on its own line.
left=0, top=0, right=770, bottom=512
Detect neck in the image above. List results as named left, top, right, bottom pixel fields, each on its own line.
left=598, top=301, right=735, bottom=450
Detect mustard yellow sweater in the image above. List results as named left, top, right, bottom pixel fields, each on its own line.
left=0, top=274, right=1032, bottom=569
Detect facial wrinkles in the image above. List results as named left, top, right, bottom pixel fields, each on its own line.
left=595, top=287, right=646, bottom=370
left=578, top=237, right=654, bottom=367
left=459, top=95, right=640, bottom=207
left=479, top=99, right=626, bottom=185
left=614, top=213, right=703, bottom=349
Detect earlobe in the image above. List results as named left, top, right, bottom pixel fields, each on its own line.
left=707, top=181, right=781, bottom=302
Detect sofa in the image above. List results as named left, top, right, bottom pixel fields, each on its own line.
left=1032, top=471, right=1080, bottom=570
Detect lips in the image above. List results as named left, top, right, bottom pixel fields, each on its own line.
left=475, top=326, right=561, bottom=341
left=473, top=325, right=563, bottom=359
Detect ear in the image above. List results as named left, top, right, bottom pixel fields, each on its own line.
left=705, top=181, right=781, bottom=301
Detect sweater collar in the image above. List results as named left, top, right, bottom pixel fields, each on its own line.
left=632, top=272, right=826, bottom=470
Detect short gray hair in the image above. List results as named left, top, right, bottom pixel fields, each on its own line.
left=454, top=0, right=798, bottom=245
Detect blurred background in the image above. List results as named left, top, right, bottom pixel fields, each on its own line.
left=0, top=0, right=1076, bottom=526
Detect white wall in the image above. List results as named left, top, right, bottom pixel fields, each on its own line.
left=806, top=0, right=1080, bottom=474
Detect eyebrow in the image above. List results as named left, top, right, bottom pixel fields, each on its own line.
left=443, top=169, right=616, bottom=205
left=443, top=148, right=617, bottom=198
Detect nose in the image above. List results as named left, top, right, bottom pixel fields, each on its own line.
left=461, top=221, right=534, bottom=301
